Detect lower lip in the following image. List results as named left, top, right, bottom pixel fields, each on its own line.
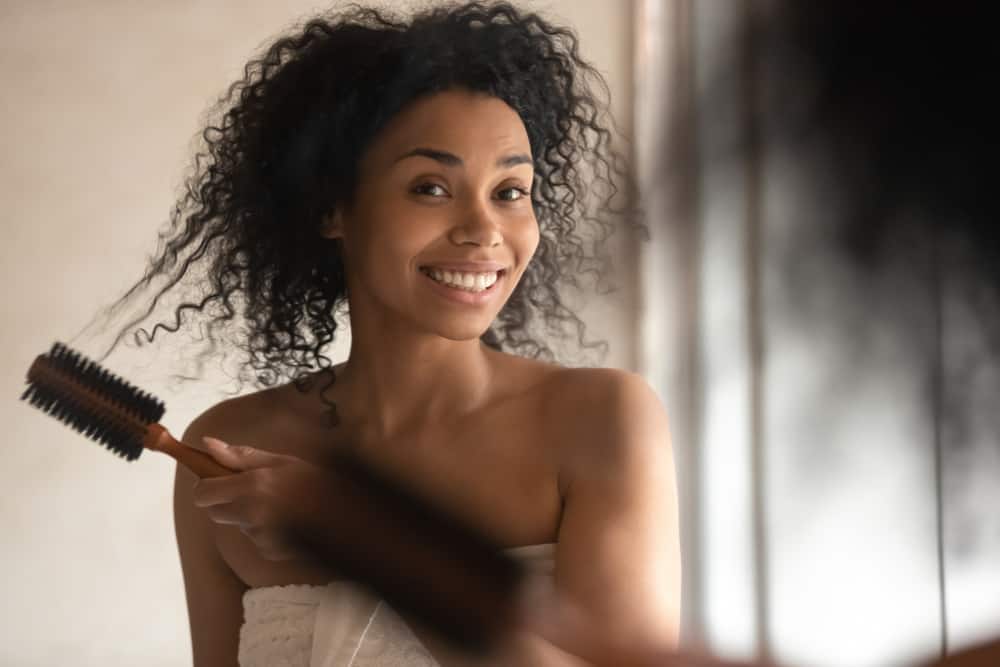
left=419, top=269, right=506, bottom=305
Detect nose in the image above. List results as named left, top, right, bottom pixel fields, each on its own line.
left=448, top=200, right=503, bottom=248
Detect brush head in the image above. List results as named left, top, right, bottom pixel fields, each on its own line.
left=21, top=342, right=165, bottom=461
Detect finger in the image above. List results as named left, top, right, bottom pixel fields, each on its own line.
left=247, top=531, right=301, bottom=562
left=258, top=545, right=300, bottom=562
left=200, top=436, right=289, bottom=472
left=204, top=512, right=298, bottom=561
left=203, top=502, right=251, bottom=528
left=192, top=475, right=246, bottom=508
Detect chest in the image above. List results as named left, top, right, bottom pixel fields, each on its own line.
left=217, top=396, right=563, bottom=588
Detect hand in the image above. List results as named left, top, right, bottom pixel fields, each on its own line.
left=190, top=436, right=335, bottom=561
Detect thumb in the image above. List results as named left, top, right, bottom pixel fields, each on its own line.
left=199, top=436, right=285, bottom=472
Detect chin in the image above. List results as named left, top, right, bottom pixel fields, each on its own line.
left=431, top=321, right=495, bottom=343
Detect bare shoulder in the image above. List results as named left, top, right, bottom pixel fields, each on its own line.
left=174, top=389, right=276, bottom=496
left=543, top=367, right=668, bottom=433
left=540, top=368, right=672, bottom=476
left=551, top=366, right=651, bottom=395
left=180, top=385, right=285, bottom=450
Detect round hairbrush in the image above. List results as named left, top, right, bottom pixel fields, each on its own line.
left=19, top=341, right=526, bottom=652
left=20, top=341, right=231, bottom=477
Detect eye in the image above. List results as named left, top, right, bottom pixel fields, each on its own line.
left=412, top=182, right=449, bottom=197
left=496, top=186, right=530, bottom=202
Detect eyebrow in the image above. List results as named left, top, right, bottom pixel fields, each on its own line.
left=393, top=147, right=533, bottom=169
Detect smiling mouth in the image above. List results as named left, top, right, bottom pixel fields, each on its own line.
left=418, top=266, right=507, bottom=293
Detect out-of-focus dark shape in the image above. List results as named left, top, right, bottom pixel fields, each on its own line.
left=663, top=2, right=1000, bottom=662
left=751, top=3, right=1000, bottom=660
left=929, top=637, right=1000, bottom=667
left=762, top=1, right=998, bottom=284
left=288, top=454, right=525, bottom=655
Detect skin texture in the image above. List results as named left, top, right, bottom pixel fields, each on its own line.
left=174, top=90, right=680, bottom=665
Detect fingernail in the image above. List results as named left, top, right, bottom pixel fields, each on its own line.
left=202, top=436, right=228, bottom=448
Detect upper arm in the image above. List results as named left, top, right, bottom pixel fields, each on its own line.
left=174, top=410, right=248, bottom=667
left=553, top=369, right=681, bottom=651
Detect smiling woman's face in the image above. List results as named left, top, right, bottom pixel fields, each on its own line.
left=324, top=88, right=540, bottom=341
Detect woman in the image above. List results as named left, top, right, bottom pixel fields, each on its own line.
left=104, top=2, right=680, bottom=664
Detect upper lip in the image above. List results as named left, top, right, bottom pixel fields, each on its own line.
left=419, top=261, right=508, bottom=273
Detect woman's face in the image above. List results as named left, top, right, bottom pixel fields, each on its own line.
left=325, top=89, right=539, bottom=342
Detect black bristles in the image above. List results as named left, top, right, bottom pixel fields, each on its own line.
left=20, top=342, right=167, bottom=462
left=21, top=375, right=143, bottom=461
left=46, top=343, right=165, bottom=424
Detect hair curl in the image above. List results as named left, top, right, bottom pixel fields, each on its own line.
left=98, top=1, right=637, bottom=390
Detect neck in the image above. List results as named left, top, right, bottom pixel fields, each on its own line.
left=334, top=327, right=497, bottom=441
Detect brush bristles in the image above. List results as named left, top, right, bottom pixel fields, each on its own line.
left=20, top=381, right=142, bottom=460
left=47, top=343, right=164, bottom=423
left=21, top=342, right=166, bottom=461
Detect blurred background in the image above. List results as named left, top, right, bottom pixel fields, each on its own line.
left=2, top=1, right=997, bottom=666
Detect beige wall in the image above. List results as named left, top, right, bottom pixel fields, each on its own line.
left=0, top=2, right=635, bottom=664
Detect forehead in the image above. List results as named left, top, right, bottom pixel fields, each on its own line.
left=364, top=89, right=531, bottom=166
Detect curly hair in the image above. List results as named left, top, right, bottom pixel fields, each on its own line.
left=97, top=1, right=637, bottom=390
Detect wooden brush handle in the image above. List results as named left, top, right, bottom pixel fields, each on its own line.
left=143, top=423, right=233, bottom=478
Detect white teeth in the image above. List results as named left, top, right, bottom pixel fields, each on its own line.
left=424, top=268, right=500, bottom=292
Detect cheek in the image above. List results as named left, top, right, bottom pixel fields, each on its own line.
left=355, top=201, right=434, bottom=269
left=518, top=215, right=541, bottom=264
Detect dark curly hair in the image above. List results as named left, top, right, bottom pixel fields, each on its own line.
left=95, top=1, right=638, bottom=391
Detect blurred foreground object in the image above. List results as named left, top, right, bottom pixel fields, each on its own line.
left=763, top=1, right=999, bottom=282
left=929, top=637, right=1000, bottom=667
left=643, top=0, right=1000, bottom=663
